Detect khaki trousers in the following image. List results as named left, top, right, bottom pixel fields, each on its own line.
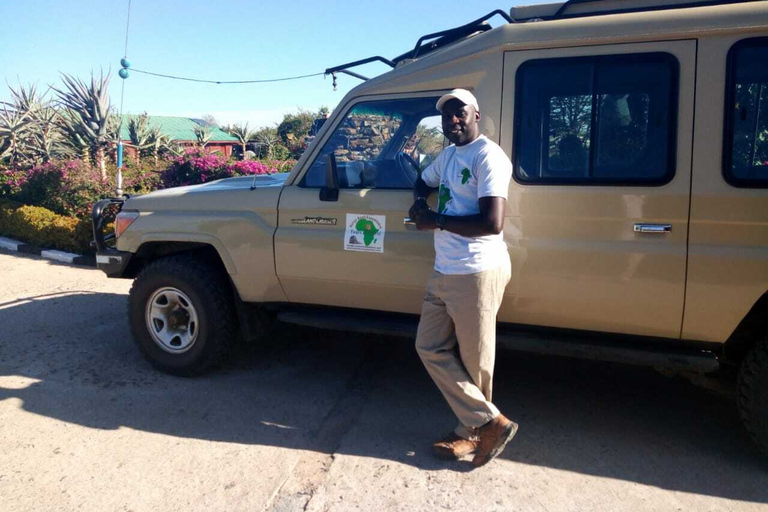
left=415, top=259, right=511, bottom=440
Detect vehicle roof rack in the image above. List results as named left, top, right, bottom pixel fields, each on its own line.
left=510, top=0, right=762, bottom=22
left=324, top=9, right=513, bottom=82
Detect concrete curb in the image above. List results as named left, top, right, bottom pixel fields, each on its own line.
left=0, top=236, right=95, bottom=267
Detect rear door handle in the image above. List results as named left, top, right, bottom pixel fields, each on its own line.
left=404, top=217, right=418, bottom=231
left=634, top=224, right=672, bottom=234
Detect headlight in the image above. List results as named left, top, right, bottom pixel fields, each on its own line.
left=115, top=211, right=140, bottom=238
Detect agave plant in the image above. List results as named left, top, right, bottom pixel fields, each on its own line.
left=227, top=122, right=254, bottom=160
left=29, top=104, right=66, bottom=163
left=58, top=112, right=92, bottom=162
left=8, top=84, right=67, bottom=164
left=126, top=113, right=152, bottom=164
left=106, top=112, right=122, bottom=142
left=53, top=71, right=112, bottom=180
left=0, top=105, right=34, bottom=165
left=0, top=83, right=57, bottom=165
left=193, top=124, right=212, bottom=148
left=146, top=126, right=177, bottom=166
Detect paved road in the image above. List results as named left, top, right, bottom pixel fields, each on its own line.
left=0, top=250, right=766, bottom=512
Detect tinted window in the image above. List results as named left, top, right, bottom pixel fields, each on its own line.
left=725, top=38, right=768, bottom=187
left=301, top=97, right=444, bottom=189
left=514, top=53, right=678, bottom=185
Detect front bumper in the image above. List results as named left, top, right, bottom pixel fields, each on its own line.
left=95, top=250, right=132, bottom=277
left=91, top=197, right=133, bottom=278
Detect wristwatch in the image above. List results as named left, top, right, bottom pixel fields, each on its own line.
left=436, top=214, right=447, bottom=230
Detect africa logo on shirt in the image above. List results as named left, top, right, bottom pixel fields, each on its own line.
left=460, top=168, right=471, bottom=184
left=438, top=184, right=452, bottom=214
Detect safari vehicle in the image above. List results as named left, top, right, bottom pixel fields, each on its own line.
left=93, top=0, right=768, bottom=452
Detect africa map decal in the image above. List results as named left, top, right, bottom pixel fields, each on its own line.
left=344, top=214, right=386, bottom=253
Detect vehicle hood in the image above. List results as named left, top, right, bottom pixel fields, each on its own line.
left=123, top=173, right=288, bottom=212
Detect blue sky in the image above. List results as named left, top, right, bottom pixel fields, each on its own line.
left=0, top=0, right=549, bottom=128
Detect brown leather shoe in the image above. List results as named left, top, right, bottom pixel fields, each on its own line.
left=471, top=414, right=518, bottom=467
left=432, top=433, right=479, bottom=460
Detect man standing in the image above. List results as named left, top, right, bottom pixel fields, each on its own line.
left=409, top=89, right=515, bottom=467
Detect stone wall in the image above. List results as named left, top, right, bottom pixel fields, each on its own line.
left=332, top=114, right=401, bottom=162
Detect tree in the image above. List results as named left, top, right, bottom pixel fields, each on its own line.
left=53, top=71, right=112, bottom=180
left=412, top=124, right=444, bottom=166
left=732, top=82, right=768, bottom=171
left=227, top=123, right=254, bottom=160
left=277, top=109, right=315, bottom=146
left=201, top=114, right=219, bottom=127
left=252, top=126, right=283, bottom=159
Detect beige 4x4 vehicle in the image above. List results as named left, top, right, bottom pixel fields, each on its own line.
left=93, top=0, right=768, bottom=452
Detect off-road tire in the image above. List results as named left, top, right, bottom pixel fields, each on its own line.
left=737, top=336, right=768, bottom=454
left=128, top=254, right=237, bottom=376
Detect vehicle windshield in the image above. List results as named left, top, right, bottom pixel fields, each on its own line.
left=301, top=97, right=444, bottom=189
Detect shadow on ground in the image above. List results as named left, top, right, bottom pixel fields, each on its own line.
left=0, top=292, right=765, bottom=503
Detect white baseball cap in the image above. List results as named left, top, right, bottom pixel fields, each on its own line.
left=436, top=88, right=479, bottom=112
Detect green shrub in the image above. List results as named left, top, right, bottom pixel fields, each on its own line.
left=0, top=198, right=21, bottom=233
left=270, top=143, right=293, bottom=161
left=0, top=198, right=93, bottom=254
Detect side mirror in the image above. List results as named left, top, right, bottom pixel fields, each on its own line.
left=320, top=153, right=339, bottom=202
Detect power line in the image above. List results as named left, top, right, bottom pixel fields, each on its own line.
left=118, top=0, right=328, bottom=86
left=130, top=68, right=326, bottom=85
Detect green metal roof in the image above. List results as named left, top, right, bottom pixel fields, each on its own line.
left=119, top=115, right=238, bottom=142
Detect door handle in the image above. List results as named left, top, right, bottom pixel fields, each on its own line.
left=404, top=217, right=418, bottom=231
left=634, top=224, right=672, bottom=234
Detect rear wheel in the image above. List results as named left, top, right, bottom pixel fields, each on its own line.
left=128, top=254, right=237, bottom=376
left=737, top=336, right=768, bottom=454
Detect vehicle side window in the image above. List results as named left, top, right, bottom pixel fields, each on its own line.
left=300, top=97, right=444, bottom=190
left=514, top=53, right=678, bottom=185
left=724, top=38, right=768, bottom=187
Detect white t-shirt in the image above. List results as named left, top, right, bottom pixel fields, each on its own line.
left=421, top=135, right=512, bottom=275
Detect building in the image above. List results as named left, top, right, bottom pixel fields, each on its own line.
left=119, top=116, right=238, bottom=158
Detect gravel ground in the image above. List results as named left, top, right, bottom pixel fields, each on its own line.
left=0, top=249, right=766, bottom=512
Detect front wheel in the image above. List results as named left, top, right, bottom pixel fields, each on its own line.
left=737, top=336, right=768, bottom=454
left=128, top=254, right=238, bottom=376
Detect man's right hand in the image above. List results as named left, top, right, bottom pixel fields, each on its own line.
left=408, top=198, right=428, bottom=221
left=409, top=200, right=438, bottom=231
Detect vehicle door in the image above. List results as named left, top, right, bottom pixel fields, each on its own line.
left=498, top=40, right=696, bottom=339
left=274, top=94, right=444, bottom=313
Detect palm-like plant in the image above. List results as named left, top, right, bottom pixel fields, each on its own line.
left=53, top=71, right=112, bottom=180
left=227, top=123, right=254, bottom=160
